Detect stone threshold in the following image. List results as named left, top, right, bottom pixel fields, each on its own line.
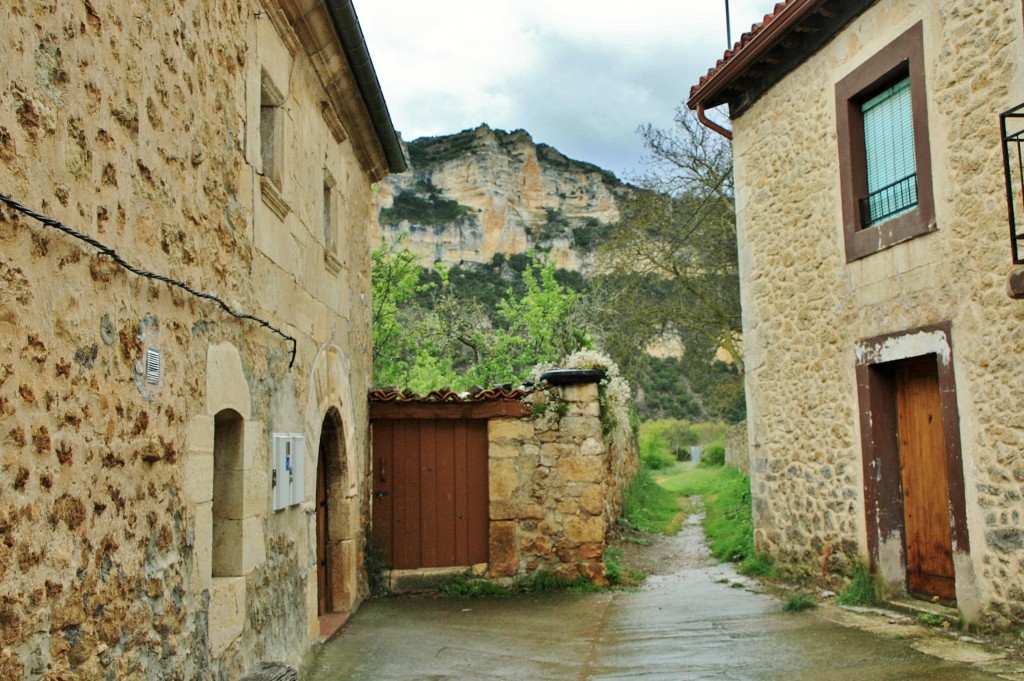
left=318, top=611, right=350, bottom=643
left=388, top=566, right=483, bottom=594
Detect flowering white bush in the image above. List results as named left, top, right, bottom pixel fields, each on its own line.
left=535, top=350, right=635, bottom=451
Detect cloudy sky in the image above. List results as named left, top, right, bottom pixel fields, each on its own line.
left=356, top=1, right=776, bottom=181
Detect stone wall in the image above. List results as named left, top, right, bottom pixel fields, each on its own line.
left=730, top=0, right=1024, bottom=624
left=487, top=382, right=637, bottom=582
left=0, top=1, right=388, bottom=677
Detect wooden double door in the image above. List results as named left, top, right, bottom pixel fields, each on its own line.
left=371, top=419, right=489, bottom=570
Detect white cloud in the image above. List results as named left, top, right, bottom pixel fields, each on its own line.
left=356, top=0, right=777, bottom=179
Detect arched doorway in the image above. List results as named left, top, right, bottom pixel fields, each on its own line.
left=316, top=409, right=346, bottom=617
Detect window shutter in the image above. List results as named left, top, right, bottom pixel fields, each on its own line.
left=861, top=77, right=918, bottom=224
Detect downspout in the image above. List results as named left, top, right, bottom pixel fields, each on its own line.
left=325, top=0, right=407, bottom=173
left=697, top=102, right=733, bottom=141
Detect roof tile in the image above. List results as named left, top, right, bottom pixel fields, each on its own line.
left=689, top=0, right=799, bottom=103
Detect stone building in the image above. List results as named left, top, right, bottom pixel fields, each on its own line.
left=689, top=0, right=1024, bottom=625
left=0, top=1, right=404, bottom=677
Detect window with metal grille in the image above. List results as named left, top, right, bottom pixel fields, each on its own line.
left=860, top=77, right=918, bottom=227
left=835, top=22, right=935, bottom=262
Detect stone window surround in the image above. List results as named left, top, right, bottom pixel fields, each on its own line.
left=260, top=69, right=290, bottom=220
left=323, top=168, right=342, bottom=275
left=836, top=21, right=936, bottom=262
left=190, top=343, right=267, bottom=656
left=853, top=321, right=970, bottom=594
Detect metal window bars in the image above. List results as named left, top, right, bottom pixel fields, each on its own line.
left=858, top=173, right=919, bottom=227
left=1000, top=103, right=1024, bottom=264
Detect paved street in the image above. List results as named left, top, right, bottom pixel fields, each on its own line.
left=304, top=515, right=1019, bottom=680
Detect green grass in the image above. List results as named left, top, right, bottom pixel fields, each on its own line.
left=738, top=551, right=775, bottom=577
left=440, top=570, right=603, bottom=598
left=655, top=465, right=772, bottom=577
left=837, top=561, right=880, bottom=606
left=514, top=571, right=602, bottom=593
left=783, top=592, right=817, bottom=612
left=621, top=467, right=683, bottom=534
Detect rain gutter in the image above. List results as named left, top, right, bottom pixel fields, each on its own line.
left=325, top=0, right=407, bottom=173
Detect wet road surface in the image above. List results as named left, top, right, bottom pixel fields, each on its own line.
left=304, top=515, right=1017, bottom=680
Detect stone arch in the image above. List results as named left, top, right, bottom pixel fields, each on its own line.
left=206, top=342, right=251, bottom=420
left=305, top=344, right=361, bottom=617
left=305, top=344, right=358, bottom=496
left=190, top=342, right=259, bottom=656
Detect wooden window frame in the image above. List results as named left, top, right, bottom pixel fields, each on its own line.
left=836, top=22, right=935, bottom=262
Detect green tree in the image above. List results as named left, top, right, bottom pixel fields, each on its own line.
left=371, top=239, right=424, bottom=372
left=371, top=244, right=589, bottom=391
left=591, top=108, right=744, bottom=422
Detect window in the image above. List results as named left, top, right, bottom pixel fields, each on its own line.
left=260, top=70, right=289, bottom=219
left=260, top=72, right=284, bottom=188
left=212, top=409, right=244, bottom=577
left=323, top=168, right=342, bottom=274
left=323, top=170, right=336, bottom=252
left=860, top=77, right=917, bottom=226
left=836, top=22, right=934, bottom=262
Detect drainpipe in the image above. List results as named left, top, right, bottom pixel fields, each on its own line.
left=325, top=0, right=408, bottom=173
left=697, top=102, right=733, bottom=141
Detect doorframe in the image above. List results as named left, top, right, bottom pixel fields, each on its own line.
left=854, top=321, right=969, bottom=593
left=316, top=436, right=332, bottom=616
left=316, top=408, right=351, bottom=614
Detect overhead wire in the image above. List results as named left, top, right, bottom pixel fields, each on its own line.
left=0, top=192, right=297, bottom=368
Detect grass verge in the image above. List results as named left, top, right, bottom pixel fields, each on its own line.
left=836, top=561, right=880, bottom=606
left=440, top=570, right=604, bottom=598
left=656, top=465, right=774, bottom=579
left=783, top=592, right=817, bottom=612
left=621, top=467, right=683, bottom=534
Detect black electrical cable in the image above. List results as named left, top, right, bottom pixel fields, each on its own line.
left=0, top=192, right=297, bottom=368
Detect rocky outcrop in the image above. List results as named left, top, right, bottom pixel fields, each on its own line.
left=375, top=125, right=631, bottom=271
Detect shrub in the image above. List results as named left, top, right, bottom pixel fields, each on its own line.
left=701, top=443, right=726, bottom=467
left=641, top=448, right=676, bottom=470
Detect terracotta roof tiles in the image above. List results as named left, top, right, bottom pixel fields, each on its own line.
left=368, top=385, right=536, bottom=403
left=688, top=0, right=800, bottom=105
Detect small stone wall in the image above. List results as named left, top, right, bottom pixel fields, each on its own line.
left=486, top=382, right=638, bottom=583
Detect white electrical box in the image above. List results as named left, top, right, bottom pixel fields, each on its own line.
left=272, top=433, right=305, bottom=511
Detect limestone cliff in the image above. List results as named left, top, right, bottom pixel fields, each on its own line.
left=375, top=125, right=632, bottom=271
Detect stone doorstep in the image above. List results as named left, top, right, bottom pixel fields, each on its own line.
left=318, top=611, right=351, bottom=643
left=387, top=566, right=480, bottom=594
left=820, top=601, right=1011, bottom=668
left=881, top=596, right=960, bottom=626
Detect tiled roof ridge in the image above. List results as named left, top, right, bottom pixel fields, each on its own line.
left=368, top=384, right=538, bottom=403
left=688, top=0, right=803, bottom=105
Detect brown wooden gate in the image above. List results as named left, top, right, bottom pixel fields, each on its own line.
left=371, top=419, right=489, bottom=569
left=896, top=358, right=956, bottom=600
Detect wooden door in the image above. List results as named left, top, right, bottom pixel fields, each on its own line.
left=372, top=419, right=489, bottom=570
left=316, top=442, right=331, bottom=615
left=896, top=358, right=955, bottom=600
